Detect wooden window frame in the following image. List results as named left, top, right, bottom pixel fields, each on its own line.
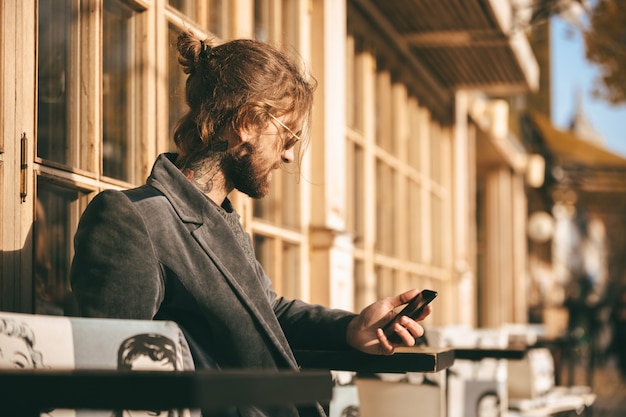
left=346, top=29, right=453, bottom=313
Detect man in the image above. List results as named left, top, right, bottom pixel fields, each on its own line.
left=71, top=32, right=431, bottom=417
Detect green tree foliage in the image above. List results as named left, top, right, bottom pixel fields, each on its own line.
left=584, top=0, right=626, bottom=104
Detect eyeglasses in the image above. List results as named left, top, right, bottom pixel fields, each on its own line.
left=267, top=113, right=302, bottom=151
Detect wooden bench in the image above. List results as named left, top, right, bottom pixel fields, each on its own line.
left=2, top=368, right=333, bottom=416
left=0, top=311, right=330, bottom=416
left=0, top=311, right=455, bottom=417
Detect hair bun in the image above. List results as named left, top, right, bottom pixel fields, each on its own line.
left=199, top=39, right=212, bottom=60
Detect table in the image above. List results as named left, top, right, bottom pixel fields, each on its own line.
left=451, top=345, right=596, bottom=416
left=507, top=391, right=597, bottom=416
left=294, top=346, right=455, bottom=373
left=0, top=369, right=333, bottom=416
left=533, top=336, right=576, bottom=386
left=454, top=347, right=527, bottom=361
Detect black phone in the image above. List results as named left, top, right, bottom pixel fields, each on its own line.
left=381, top=289, right=438, bottom=344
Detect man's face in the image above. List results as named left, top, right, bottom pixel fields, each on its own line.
left=0, top=333, right=34, bottom=369
left=226, top=115, right=299, bottom=198
left=223, top=142, right=274, bottom=198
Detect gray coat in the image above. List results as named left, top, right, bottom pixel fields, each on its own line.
left=70, top=153, right=356, bottom=417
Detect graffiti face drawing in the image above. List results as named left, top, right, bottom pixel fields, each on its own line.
left=0, top=318, right=44, bottom=369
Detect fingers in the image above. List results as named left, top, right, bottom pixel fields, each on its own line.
left=377, top=316, right=426, bottom=350
left=414, top=304, right=433, bottom=321
left=395, top=315, right=425, bottom=344
left=389, top=288, right=421, bottom=308
left=376, top=328, right=395, bottom=355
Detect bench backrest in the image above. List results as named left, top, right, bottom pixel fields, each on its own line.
left=0, top=311, right=194, bottom=417
left=0, top=311, right=193, bottom=371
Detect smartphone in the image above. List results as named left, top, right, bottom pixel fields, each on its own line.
left=381, top=289, right=438, bottom=344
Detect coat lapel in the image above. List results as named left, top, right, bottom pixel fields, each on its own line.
left=147, top=154, right=299, bottom=369
left=191, top=222, right=298, bottom=366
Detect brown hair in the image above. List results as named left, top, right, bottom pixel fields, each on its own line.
left=173, top=31, right=316, bottom=162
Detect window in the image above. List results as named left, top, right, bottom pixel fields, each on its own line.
left=255, top=0, right=271, bottom=41
left=102, top=0, right=141, bottom=183
left=35, top=180, right=87, bottom=315
left=345, top=28, right=452, bottom=309
left=35, top=0, right=75, bottom=315
left=33, top=0, right=148, bottom=314
left=168, top=0, right=229, bottom=38
left=249, top=0, right=306, bottom=299
left=167, top=22, right=188, bottom=152
left=37, top=0, right=70, bottom=165
left=34, top=0, right=307, bottom=312
left=254, top=234, right=301, bottom=297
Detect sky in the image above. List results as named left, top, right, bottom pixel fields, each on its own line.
left=551, top=13, right=626, bottom=157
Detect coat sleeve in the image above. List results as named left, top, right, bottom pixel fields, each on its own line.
left=259, top=264, right=356, bottom=350
left=274, top=297, right=356, bottom=350
left=70, top=189, right=165, bottom=320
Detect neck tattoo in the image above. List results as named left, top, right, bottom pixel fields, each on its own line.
left=186, top=157, right=223, bottom=194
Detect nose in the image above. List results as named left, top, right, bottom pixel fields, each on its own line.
left=281, top=147, right=295, bottom=164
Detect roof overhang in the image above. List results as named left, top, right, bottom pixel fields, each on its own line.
left=530, top=113, right=626, bottom=168
left=350, top=0, right=540, bottom=104
left=530, top=112, right=626, bottom=208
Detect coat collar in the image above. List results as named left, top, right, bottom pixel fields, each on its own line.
left=147, top=153, right=217, bottom=225
left=146, top=153, right=298, bottom=368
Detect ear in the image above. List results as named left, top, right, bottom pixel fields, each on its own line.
left=236, top=125, right=256, bottom=144
left=222, top=124, right=251, bottom=149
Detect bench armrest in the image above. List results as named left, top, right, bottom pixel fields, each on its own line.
left=294, top=346, right=455, bottom=373
left=1, top=369, right=333, bottom=416
left=453, top=347, right=527, bottom=361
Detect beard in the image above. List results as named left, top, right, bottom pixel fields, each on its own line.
left=222, top=142, right=272, bottom=199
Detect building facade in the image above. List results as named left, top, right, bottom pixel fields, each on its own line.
left=1, top=0, right=539, bottom=328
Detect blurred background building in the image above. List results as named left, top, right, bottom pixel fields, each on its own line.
left=1, top=1, right=625, bottom=376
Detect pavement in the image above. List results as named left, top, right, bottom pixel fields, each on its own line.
left=566, top=357, right=626, bottom=417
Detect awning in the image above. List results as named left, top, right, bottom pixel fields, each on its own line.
left=530, top=112, right=626, bottom=168
left=352, top=0, right=539, bottom=92
left=349, top=0, right=540, bottom=122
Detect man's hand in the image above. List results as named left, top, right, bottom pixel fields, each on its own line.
left=346, top=288, right=432, bottom=355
